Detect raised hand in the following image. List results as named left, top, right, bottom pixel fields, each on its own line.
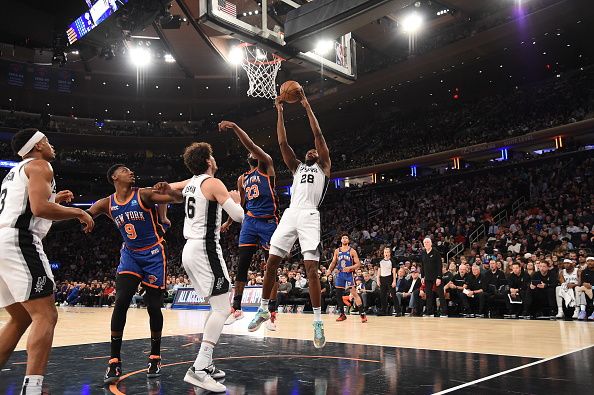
left=153, top=182, right=172, bottom=195
left=218, top=120, right=237, bottom=132
left=56, top=190, right=74, bottom=204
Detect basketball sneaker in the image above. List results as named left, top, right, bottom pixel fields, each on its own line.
left=336, top=313, right=347, bottom=322
left=147, top=355, right=162, bottom=378
left=577, top=310, right=587, bottom=320
left=205, top=364, right=226, bottom=380
left=104, top=358, right=122, bottom=384
left=313, top=321, right=326, bottom=349
left=360, top=313, right=368, bottom=323
left=247, top=307, right=270, bottom=332
left=184, top=366, right=226, bottom=392
left=224, top=308, right=244, bottom=325
left=265, top=311, right=277, bottom=331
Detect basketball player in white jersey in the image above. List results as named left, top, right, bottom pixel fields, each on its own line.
left=248, top=88, right=331, bottom=348
left=0, top=129, right=94, bottom=395
left=555, top=258, right=580, bottom=319
left=154, top=142, right=243, bottom=392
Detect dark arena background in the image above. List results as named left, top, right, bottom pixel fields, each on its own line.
left=1, top=0, right=593, bottom=394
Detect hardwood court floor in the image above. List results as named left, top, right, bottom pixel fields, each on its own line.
left=1, top=307, right=593, bottom=394
left=1, top=307, right=594, bottom=358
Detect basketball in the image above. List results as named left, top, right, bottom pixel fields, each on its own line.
left=279, top=80, right=302, bottom=103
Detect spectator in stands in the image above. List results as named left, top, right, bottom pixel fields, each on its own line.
left=483, top=259, right=507, bottom=317
left=505, top=262, right=531, bottom=318
left=361, top=272, right=378, bottom=313
left=403, top=268, right=422, bottom=316
left=277, top=275, right=292, bottom=306
left=523, top=261, right=558, bottom=318
left=459, top=265, right=486, bottom=317
left=576, top=257, right=594, bottom=320
left=294, top=272, right=308, bottom=291
left=393, top=268, right=409, bottom=316
left=446, top=264, right=471, bottom=316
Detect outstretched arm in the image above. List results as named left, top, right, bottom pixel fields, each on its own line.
left=275, top=98, right=300, bottom=174
left=300, top=90, right=331, bottom=175
left=219, top=121, right=274, bottom=175
left=152, top=182, right=184, bottom=203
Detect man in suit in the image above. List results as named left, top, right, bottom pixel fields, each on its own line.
left=397, top=268, right=422, bottom=315
left=393, top=268, right=409, bottom=316
left=420, top=237, right=446, bottom=317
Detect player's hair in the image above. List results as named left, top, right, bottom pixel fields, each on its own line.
left=341, top=233, right=350, bottom=239
left=11, top=128, right=40, bottom=155
left=184, top=142, right=212, bottom=175
left=106, top=163, right=127, bottom=184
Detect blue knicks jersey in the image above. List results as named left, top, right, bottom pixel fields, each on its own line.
left=109, top=188, right=165, bottom=250
left=242, top=168, right=278, bottom=219
left=338, top=247, right=353, bottom=273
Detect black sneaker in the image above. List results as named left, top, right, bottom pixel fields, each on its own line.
left=104, top=358, right=122, bottom=384
left=205, top=364, right=226, bottom=379
left=147, top=355, right=162, bottom=378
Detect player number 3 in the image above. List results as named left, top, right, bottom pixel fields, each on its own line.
left=0, top=189, right=7, bottom=215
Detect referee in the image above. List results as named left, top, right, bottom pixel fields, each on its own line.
left=420, top=237, right=446, bottom=317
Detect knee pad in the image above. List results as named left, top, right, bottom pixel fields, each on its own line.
left=209, top=292, right=231, bottom=316
left=269, top=246, right=288, bottom=259
left=302, top=249, right=320, bottom=261
left=236, top=246, right=258, bottom=282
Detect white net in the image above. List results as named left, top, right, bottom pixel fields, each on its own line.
left=239, top=45, right=283, bottom=99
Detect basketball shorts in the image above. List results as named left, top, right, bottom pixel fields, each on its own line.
left=117, top=242, right=167, bottom=289
left=239, top=215, right=277, bottom=249
left=269, top=207, right=321, bottom=254
left=0, top=228, right=55, bottom=308
left=182, top=239, right=230, bottom=297
left=335, top=272, right=355, bottom=289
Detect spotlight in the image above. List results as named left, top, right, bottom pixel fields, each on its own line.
left=228, top=46, right=244, bottom=65
left=401, top=12, right=423, bottom=34
left=256, top=48, right=266, bottom=60
left=164, top=53, right=175, bottom=63
left=129, top=47, right=152, bottom=68
left=314, top=40, right=334, bottom=55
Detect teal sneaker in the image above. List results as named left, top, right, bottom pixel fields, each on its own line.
left=247, top=308, right=271, bottom=332
left=313, top=321, right=326, bottom=349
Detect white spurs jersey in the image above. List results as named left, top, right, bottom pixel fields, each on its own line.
left=561, top=268, right=579, bottom=285
left=290, top=162, right=329, bottom=209
left=0, top=159, right=56, bottom=239
left=182, top=174, right=222, bottom=240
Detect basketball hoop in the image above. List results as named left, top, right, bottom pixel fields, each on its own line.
left=235, top=43, right=283, bottom=100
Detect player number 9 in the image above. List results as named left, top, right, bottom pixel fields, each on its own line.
left=124, top=223, right=137, bottom=240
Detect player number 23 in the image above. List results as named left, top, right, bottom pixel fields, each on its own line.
left=124, top=224, right=137, bottom=240
left=245, top=185, right=260, bottom=200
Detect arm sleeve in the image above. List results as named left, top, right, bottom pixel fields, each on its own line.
left=222, top=198, right=244, bottom=223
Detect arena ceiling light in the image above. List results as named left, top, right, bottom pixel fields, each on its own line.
left=228, top=46, right=244, bottom=65
left=129, top=47, right=152, bottom=68
left=314, top=40, right=334, bottom=55
left=164, top=53, right=175, bottom=63
left=401, top=12, right=423, bottom=34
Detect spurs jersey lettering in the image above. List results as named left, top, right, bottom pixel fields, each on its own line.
left=561, top=268, right=578, bottom=286
left=183, top=174, right=222, bottom=240
left=0, top=159, right=56, bottom=238
left=290, top=162, right=329, bottom=209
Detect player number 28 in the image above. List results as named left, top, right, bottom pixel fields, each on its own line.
left=245, top=185, right=260, bottom=200
left=300, top=174, right=314, bottom=184
left=124, top=223, right=137, bottom=240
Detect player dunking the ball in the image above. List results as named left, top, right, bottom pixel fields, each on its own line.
left=154, top=142, right=244, bottom=392
left=326, top=234, right=367, bottom=322
left=84, top=165, right=177, bottom=384
left=217, top=120, right=280, bottom=329
left=248, top=87, right=331, bottom=348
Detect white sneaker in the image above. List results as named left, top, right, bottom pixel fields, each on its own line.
left=265, top=320, right=277, bottom=331
left=184, top=367, right=226, bottom=392
left=572, top=309, right=579, bottom=319
left=224, top=309, right=244, bottom=325
left=555, top=311, right=564, bottom=319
